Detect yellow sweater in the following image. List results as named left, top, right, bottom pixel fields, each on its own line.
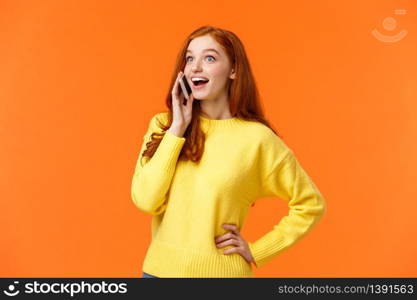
left=131, top=112, right=326, bottom=278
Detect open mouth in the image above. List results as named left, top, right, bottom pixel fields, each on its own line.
left=192, top=79, right=209, bottom=86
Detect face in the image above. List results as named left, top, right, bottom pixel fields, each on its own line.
left=184, top=35, right=235, bottom=101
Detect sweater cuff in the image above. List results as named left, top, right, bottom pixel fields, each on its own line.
left=247, top=235, right=287, bottom=269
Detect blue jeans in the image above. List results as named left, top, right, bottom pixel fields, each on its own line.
left=142, top=272, right=159, bottom=278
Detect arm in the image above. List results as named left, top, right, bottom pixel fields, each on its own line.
left=131, top=113, right=186, bottom=215
left=248, top=149, right=327, bottom=268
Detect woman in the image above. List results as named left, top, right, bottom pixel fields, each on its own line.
left=132, top=25, right=326, bottom=278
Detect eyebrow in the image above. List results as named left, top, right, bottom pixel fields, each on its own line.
left=186, top=48, right=220, bottom=55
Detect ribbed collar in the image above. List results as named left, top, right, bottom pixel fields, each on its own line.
left=198, top=114, right=242, bottom=130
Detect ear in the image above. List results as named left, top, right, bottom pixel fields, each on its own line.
left=229, top=68, right=236, bottom=80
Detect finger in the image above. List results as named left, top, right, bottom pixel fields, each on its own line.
left=172, top=73, right=184, bottom=108
left=223, top=246, right=243, bottom=255
left=172, top=71, right=182, bottom=98
left=214, top=232, right=236, bottom=243
left=179, top=91, right=186, bottom=105
left=186, top=93, right=194, bottom=108
left=222, top=224, right=240, bottom=235
left=216, top=238, right=239, bottom=248
left=171, top=90, right=182, bottom=115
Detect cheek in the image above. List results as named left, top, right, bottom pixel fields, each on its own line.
left=209, top=70, right=231, bottom=87
left=209, top=66, right=229, bottom=78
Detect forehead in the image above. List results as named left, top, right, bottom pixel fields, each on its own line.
left=186, top=35, right=223, bottom=54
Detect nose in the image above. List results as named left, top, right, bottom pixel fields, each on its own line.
left=191, top=58, right=203, bottom=72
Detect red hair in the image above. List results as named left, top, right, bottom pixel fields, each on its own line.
left=142, top=25, right=282, bottom=166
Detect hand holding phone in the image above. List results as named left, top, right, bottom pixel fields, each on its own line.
left=179, top=73, right=192, bottom=102
left=170, top=71, right=195, bottom=134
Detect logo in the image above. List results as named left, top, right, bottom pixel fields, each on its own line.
left=3, top=281, right=20, bottom=297
left=371, top=9, right=408, bottom=43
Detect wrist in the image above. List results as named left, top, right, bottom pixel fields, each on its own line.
left=168, top=125, right=185, bottom=137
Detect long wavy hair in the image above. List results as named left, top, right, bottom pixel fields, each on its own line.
left=141, top=25, right=282, bottom=166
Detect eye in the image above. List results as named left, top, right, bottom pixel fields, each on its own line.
left=185, top=55, right=216, bottom=62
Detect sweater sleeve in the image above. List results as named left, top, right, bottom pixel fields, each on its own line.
left=248, top=147, right=327, bottom=269
left=131, top=112, right=186, bottom=216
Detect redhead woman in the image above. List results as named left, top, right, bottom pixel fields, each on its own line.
left=131, top=25, right=326, bottom=278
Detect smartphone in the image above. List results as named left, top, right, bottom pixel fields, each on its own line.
left=179, top=74, right=192, bottom=101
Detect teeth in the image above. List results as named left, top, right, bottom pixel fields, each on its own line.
left=192, top=77, right=209, bottom=82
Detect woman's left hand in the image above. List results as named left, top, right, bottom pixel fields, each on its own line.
left=215, top=223, right=255, bottom=265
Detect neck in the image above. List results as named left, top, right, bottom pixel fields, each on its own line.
left=198, top=90, right=231, bottom=120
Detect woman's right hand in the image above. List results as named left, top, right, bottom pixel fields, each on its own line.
left=170, top=71, right=195, bottom=134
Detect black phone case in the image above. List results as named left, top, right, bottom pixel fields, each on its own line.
left=179, top=75, right=192, bottom=100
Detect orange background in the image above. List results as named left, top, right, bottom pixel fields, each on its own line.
left=1, top=0, right=416, bottom=277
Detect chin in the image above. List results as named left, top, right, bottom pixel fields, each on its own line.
left=195, top=90, right=218, bottom=100
left=192, top=93, right=210, bottom=101
left=195, top=96, right=208, bottom=100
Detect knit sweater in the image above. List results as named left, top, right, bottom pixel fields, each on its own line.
left=131, top=112, right=326, bottom=278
